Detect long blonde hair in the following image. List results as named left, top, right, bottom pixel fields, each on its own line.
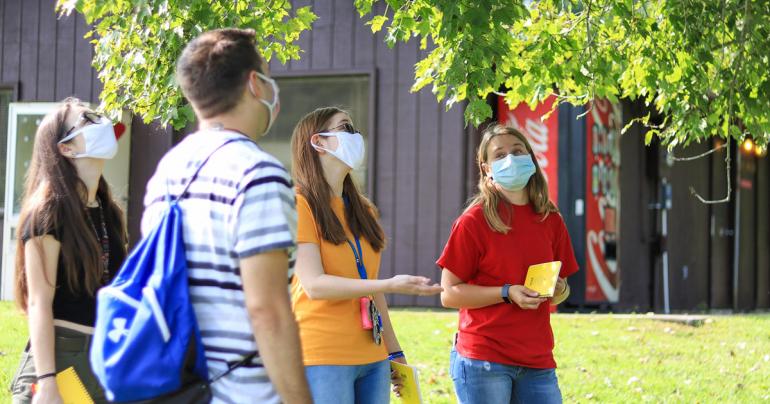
left=466, top=124, right=558, bottom=233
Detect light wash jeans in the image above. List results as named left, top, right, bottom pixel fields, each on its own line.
left=305, top=359, right=390, bottom=404
left=450, top=349, right=562, bottom=404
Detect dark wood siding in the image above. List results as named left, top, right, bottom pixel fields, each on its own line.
left=665, top=142, right=711, bottom=311
left=615, top=102, right=656, bottom=311
left=735, top=153, right=758, bottom=310
left=709, top=143, right=734, bottom=309
left=126, top=119, right=173, bottom=245
left=1, top=0, right=100, bottom=104
left=756, top=156, right=769, bottom=309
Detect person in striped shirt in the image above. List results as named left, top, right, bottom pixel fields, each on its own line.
left=140, top=29, right=311, bottom=404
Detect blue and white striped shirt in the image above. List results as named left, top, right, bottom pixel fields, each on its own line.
left=141, top=129, right=296, bottom=404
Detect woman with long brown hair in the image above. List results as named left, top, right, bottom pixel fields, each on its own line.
left=289, top=107, right=441, bottom=404
left=9, top=98, right=127, bottom=403
left=438, top=124, right=578, bottom=404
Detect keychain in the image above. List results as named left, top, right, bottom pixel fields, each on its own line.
left=369, top=297, right=383, bottom=345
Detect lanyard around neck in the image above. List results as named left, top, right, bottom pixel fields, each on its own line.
left=346, top=236, right=367, bottom=280
left=343, top=195, right=367, bottom=279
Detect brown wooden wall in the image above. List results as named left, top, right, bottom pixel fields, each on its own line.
left=614, top=102, right=657, bottom=312
left=268, top=0, right=468, bottom=307
left=0, top=0, right=100, bottom=103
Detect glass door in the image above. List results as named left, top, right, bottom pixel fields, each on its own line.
left=2, top=103, right=59, bottom=300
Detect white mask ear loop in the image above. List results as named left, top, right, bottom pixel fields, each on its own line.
left=310, top=136, right=332, bottom=154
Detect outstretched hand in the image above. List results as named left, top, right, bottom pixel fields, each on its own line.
left=388, top=275, right=443, bottom=296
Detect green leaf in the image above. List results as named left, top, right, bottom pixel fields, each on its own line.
left=369, top=15, right=389, bottom=33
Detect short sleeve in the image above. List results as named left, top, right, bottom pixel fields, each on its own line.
left=20, top=218, right=59, bottom=243
left=436, top=213, right=483, bottom=282
left=231, top=167, right=296, bottom=259
left=295, top=194, right=320, bottom=245
left=553, top=215, right=579, bottom=278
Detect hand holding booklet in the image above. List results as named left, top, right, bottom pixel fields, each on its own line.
left=524, top=261, right=562, bottom=297
left=32, top=367, right=93, bottom=404
left=390, top=360, right=423, bottom=404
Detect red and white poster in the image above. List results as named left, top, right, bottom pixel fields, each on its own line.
left=498, top=95, right=559, bottom=203
left=585, top=100, right=621, bottom=302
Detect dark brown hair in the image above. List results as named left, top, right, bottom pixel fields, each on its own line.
left=176, top=28, right=263, bottom=118
left=15, top=98, right=127, bottom=311
left=467, top=123, right=558, bottom=233
left=290, top=107, right=385, bottom=251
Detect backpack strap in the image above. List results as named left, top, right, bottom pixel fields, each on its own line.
left=173, top=136, right=254, bottom=202
left=209, top=352, right=259, bottom=384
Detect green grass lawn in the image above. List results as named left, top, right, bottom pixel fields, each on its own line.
left=389, top=309, right=770, bottom=403
left=1, top=302, right=768, bottom=402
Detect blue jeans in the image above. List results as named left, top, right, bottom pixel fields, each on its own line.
left=450, top=349, right=562, bottom=404
left=305, top=360, right=390, bottom=404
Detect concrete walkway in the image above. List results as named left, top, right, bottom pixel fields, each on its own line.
left=555, top=313, right=710, bottom=327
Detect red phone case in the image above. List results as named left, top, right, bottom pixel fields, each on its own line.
left=360, top=297, right=373, bottom=329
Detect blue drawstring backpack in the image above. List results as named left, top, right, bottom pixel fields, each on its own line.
left=90, top=139, right=249, bottom=402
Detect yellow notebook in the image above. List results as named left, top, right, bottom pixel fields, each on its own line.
left=390, top=361, right=423, bottom=404
left=524, top=261, right=562, bottom=297
left=56, top=366, right=94, bottom=404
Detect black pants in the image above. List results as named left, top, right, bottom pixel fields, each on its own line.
left=9, top=326, right=107, bottom=403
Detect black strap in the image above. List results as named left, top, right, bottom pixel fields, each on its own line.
left=209, top=352, right=259, bottom=384
left=173, top=137, right=254, bottom=202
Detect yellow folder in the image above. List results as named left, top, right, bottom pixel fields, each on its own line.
left=524, top=261, right=562, bottom=297
left=390, top=361, right=423, bottom=404
left=56, top=366, right=94, bottom=404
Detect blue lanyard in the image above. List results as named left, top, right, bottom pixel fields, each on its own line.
left=342, top=195, right=367, bottom=279
left=346, top=236, right=367, bottom=279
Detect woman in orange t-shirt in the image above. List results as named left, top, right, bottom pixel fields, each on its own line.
left=289, top=107, right=442, bottom=404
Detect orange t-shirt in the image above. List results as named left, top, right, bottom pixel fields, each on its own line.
left=291, top=193, right=388, bottom=366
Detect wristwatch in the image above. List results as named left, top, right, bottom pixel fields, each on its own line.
left=501, top=284, right=512, bottom=304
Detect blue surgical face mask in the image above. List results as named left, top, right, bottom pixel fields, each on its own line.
left=490, top=154, right=536, bottom=191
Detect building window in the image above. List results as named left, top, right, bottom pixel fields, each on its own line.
left=258, top=74, right=371, bottom=191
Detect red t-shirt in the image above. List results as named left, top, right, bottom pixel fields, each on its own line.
left=436, top=202, right=579, bottom=369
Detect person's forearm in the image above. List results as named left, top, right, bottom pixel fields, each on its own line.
left=552, top=283, right=570, bottom=305
left=373, top=294, right=400, bottom=354
left=28, top=302, right=57, bottom=375
left=441, top=283, right=504, bottom=309
left=250, top=299, right=311, bottom=404
left=302, top=274, right=391, bottom=300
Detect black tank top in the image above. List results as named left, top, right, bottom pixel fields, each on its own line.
left=22, top=201, right=126, bottom=326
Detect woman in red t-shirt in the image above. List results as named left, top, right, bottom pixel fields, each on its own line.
left=437, top=124, right=578, bottom=404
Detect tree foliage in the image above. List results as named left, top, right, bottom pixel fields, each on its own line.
left=60, top=0, right=768, bottom=148
left=355, top=0, right=770, bottom=148
left=56, top=0, right=316, bottom=129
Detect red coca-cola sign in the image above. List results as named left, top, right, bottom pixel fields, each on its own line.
left=497, top=96, right=559, bottom=203
left=585, top=99, right=621, bottom=302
